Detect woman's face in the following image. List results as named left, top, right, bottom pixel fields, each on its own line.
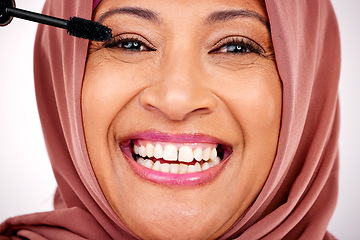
left=82, top=0, right=282, bottom=238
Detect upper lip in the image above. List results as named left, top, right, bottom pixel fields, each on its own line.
left=118, top=131, right=233, bottom=163
left=119, top=131, right=232, bottom=149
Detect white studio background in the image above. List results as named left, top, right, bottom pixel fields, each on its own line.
left=0, top=0, right=54, bottom=221
left=0, top=0, right=359, bottom=239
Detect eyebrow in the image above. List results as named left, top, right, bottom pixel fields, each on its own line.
left=97, top=7, right=269, bottom=30
left=97, top=7, right=159, bottom=24
left=206, top=9, right=269, bottom=29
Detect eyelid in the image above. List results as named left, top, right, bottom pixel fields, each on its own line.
left=103, top=33, right=156, bottom=50
left=210, top=35, right=265, bottom=54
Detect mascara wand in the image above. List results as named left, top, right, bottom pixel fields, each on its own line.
left=0, top=0, right=112, bottom=41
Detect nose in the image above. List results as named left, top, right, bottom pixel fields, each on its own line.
left=140, top=50, right=217, bottom=121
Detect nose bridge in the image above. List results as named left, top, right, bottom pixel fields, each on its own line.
left=140, top=45, right=217, bottom=121
left=162, top=46, right=201, bottom=93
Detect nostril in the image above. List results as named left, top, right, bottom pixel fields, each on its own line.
left=139, top=78, right=217, bottom=121
left=141, top=94, right=217, bottom=121
left=191, top=107, right=214, bottom=115
left=142, top=102, right=158, bottom=113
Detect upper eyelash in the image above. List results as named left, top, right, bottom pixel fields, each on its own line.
left=103, top=35, right=156, bottom=51
left=210, top=37, right=264, bottom=55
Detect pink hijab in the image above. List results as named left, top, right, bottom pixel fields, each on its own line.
left=0, top=0, right=340, bottom=239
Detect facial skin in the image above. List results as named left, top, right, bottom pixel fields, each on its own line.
left=82, top=0, right=282, bottom=239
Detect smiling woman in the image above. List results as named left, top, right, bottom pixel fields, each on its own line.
left=83, top=0, right=281, bottom=238
left=0, top=0, right=340, bottom=239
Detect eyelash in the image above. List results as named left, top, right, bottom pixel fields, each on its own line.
left=104, top=35, right=263, bottom=55
left=104, top=35, right=156, bottom=52
left=210, top=37, right=263, bottom=55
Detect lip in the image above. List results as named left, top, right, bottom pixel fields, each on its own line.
left=119, top=131, right=232, bottom=186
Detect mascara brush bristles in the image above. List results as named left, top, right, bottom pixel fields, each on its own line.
left=1, top=4, right=112, bottom=41
left=67, top=17, right=112, bottom=42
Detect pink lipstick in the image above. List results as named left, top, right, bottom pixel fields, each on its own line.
left=119, top=132, right=232, bottom=186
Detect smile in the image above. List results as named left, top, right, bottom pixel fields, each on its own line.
left=120, top=132, right=232, bottom=186
left=133, top=139, right=223, bottom=173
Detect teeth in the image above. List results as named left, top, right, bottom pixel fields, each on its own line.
left=211, top=156, right=221, bottom=165
left=194, top=162, right=201, bottom=172
left=202, top=162, right=210, bottom=171
left=136, top=157, right=145, bottom=165
left=160, top=163, right=170, bottom=173
left=170, top=164, right=180, bottom=173
left=133, top=142, right=222, bottom=164
left=178, top=146, right=194, bottom=162
left=163, top=144, right=178, bottom=161
left=136, top=156, right=221, bottom=174
left=203, top=147, right=211, bottom=161
left=210, top=148, right=217, bottom=160
left=139, top=145, right=146, bottom=157
left=154, top=144, right=163, bottom=159
left=152, top=160, right=161, bottom=171
left=187, top=165, right=197, bottom=173
left=187, top=163, right=201, bottom=173
left=146, top=143, right=154, bottom=158
left=134, top=145, right=140, bottom=155
left=193, top=147, right=203, bottom=161
left=144, top=159, right=154, bottom=169
left=179, top=163, right=188, bottom=174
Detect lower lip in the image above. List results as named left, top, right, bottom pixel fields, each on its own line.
left=120, top=145, right=230, bottom=187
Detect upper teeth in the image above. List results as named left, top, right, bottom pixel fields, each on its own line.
left=133, top=143, right=219, bottom=163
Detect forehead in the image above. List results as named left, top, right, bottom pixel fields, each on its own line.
left=94, top=0, right=269, bottom=24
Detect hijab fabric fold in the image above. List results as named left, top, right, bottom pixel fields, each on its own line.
left=0, top=0, right=340, bottom=239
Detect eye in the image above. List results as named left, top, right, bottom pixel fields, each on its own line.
left=117, top=39, right=149, bottom=51
left=210, top=37, right=263, bottom=55
left=218, top=43, right=251, bottom=53
left=104, top=34, right=156, bottom=52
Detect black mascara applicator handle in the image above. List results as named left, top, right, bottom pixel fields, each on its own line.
left=5, top=7, right=69, bottom=29
left=0, top=0, right=112, bottom=41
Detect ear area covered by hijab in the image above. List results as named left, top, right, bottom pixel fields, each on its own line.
left=0, top=0, right=138, bottom=239
left=0, top=0, right=340, bottom=239
left=219, top=0, right=340, bottom=239
left=93, top=0, right=102, bottom=11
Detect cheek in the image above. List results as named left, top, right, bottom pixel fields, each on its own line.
left=212, top=65, right=282, bottom=141
left=209, top=63, right=282, bottom=174
left=82, top=55, right=154, bottom=133
left=237, top=77, right=281, bottom=139
left=82, top=54, right=159, bottom=202
left=211, top=65, right=282, bottom=206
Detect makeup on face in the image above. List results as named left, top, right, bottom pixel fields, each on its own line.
left=82, top=0, right=281, bottom=238
left=119, top=132, right=232, bottom=186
